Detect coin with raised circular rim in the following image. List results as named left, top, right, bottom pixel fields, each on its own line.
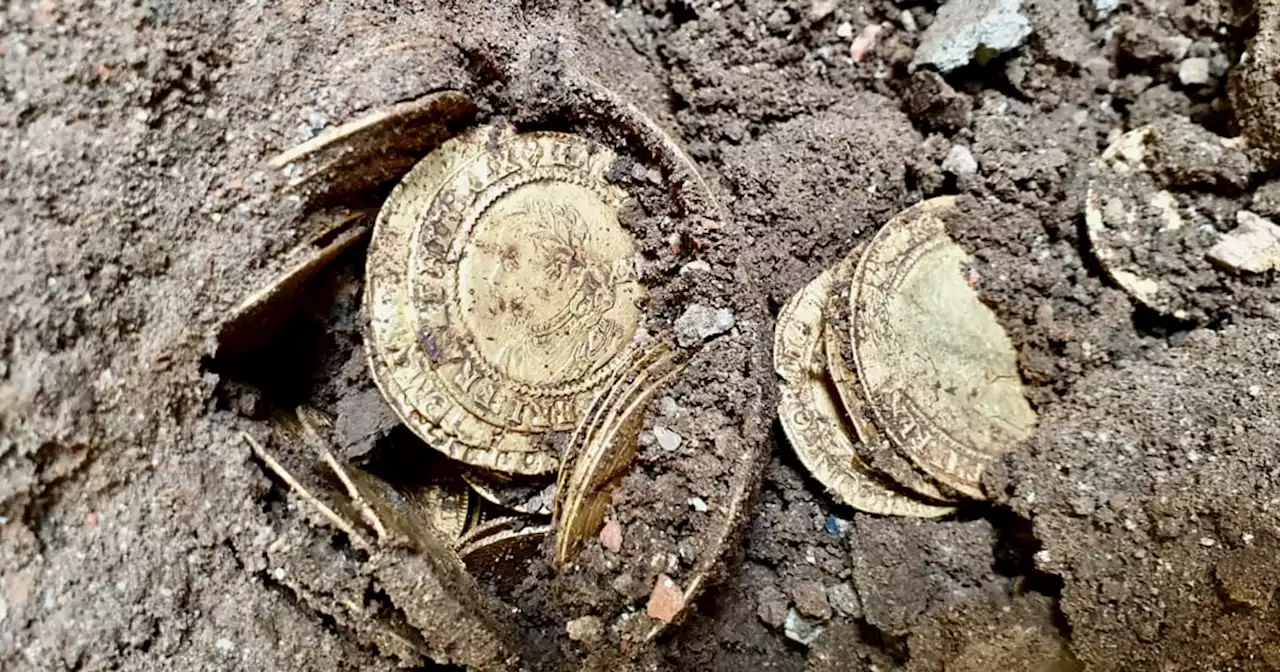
left=823, top=253, right=958, bottom=505
left=774, top=266, right=955, bottom=517
left=366, top=125, right=645, bottom=475
left=851, top=196, right=1037, bottom=499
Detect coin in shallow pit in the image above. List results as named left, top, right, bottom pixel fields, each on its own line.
left=851, top=196, right=1037, bottom=499
left=822, top=254, right=959, bottom=506
left=773, top=266, right=954, bottom=518
left=366, top=125, right=645, bottom=475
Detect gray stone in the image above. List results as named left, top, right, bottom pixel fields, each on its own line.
left=912, top=0, right=1031, bottom=72
left=784, top=608, right=824, bottom=646
left=1178, top=57, right=1212, bottom=86
left=942, top=145, right=978, bottom=176
left=674, top=303, right=735, bottom=347
left=826, top=582, right=863, bottom=619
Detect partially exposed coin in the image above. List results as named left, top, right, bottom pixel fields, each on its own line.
left=553, top=343, right=687, bottom=564
left=824, top=258, right=958, bottom=505
left=774, top=266, right=954, bottom=517
left=1084, top=121, right=1253, bottom=320
left=851, top=196, right=1037, bottom=499
left=269, top=91, right=478, bottom=209
left=366, top=125, right=644, bottom=475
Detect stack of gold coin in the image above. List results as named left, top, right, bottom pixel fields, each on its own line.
left=773, top=196, right=1038, bottom=515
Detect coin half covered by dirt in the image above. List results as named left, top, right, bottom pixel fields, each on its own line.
left=823, top=253, right=961, bottom=505
left=773, top=263, right=954, bottom=517
left=850, top=196, right=1037, bottom=500
left=1084, top=118, right=1263, bottom=322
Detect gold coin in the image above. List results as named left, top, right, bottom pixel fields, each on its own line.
left=553, top=343, right=686, bottom=564
left=774, top=266, right=955, bottom=517
left=1084, top=123, right=1249, bottom=320
left=458, top=517, right=550, bottom=592
left=822, top=255, right=959, bottom=505
left=269, top=91, right=478, bottom=208
left=850, top=196, right=1037, bottom=499
left=366, top=125, right=644, bottom=475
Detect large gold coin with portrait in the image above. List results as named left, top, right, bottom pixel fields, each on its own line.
left=850, top=196, right=1037, bottom=499
left=365, top=125, right=643, bottom=475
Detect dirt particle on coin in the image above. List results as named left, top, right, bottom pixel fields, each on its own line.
left=600, top=519, right=623, bottom=553
left=790, top=580, right=833, bottom=620
left=674, top=303, right=735, bottom=347
left=566, top=615, right=604, bottom=644
left=645, top=574, right=685, bottom=623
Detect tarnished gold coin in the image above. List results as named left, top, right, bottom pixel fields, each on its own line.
left=1084, top=122, right=1252, bottom=320
left=366, top=125, right=644, bottom=475
left=823, top=255, right=959, bottom=505
left=851, top=196, right=1037, bottom=499
left=773, top=266, right=954, bottom=517
left=553, top=342, right=687, bottom=564
left=458, top=517, right=550, bottom=592
left=268, top=91, right=478, bottom=209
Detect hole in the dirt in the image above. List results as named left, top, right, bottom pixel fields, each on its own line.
left=988, top=506, right=1063, bottom=597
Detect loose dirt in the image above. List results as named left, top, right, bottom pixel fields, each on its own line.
left=2, top=0, right=1278, bottom=670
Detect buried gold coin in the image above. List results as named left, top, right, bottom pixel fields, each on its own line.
left=553, top=342, right=688, bottom=564
left=365, top=125, right=645, bottom=475
left=824, top=254, right=959, bottom=505
left=850, top=196, right=1037, bottom=499
left=1084, top=120, right=1254, bottom=321
left=268, top=91, right=478, bottom=209
left=773, top=266, right=954, bottom=517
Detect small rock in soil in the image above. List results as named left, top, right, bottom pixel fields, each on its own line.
left=1207, top=211, right=1280, bottom=274
left=600, top=519, right=623, bottom=553
left=850, top=24, right=884, bottom=62
left=674, top=303, right=735, bottom=347
left=784, top=608, right=824, bottom=646
left=652, top=425, right=682, bottom=451
left=900, top=71, right=973, bottom=131
left=1178, top=58, right=1212, bottom=86
left=646, top=574, right=685, bottom=623
left=566, top=615, right=603, bottom=644
left=942, top=145, right=978, bottom=176
left=826, top=582, right=862, bottom=619
left=911, top=0, right=1031, bottom=72
left=756, top=585, right=789, bottom=629
left=790, top=580, right=833, bottom=620
left=334, top=388, right=400, bottom=459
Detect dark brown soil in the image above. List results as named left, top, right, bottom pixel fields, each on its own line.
left=3, top=0, right=1279, bottom=671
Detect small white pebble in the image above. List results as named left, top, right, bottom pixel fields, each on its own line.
left=1199, top=537, right=1216, bottom=547
left=836, top=22, right=853, bottom=39
left=688, top=497, right=709, bottom=513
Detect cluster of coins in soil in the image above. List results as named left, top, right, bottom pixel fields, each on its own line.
left=220, top=80, right=763, bottom=668
left=774, top=196, right=1038, bottom=515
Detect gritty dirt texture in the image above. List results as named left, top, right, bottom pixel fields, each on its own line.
left=4, top=0, right=1280, bottom=671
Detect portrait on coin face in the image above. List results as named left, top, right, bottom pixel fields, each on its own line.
left=457, top=181, right=641, bottom=388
